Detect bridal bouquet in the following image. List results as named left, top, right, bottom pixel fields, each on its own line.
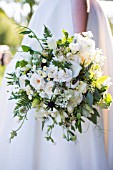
left=7, top=26, right=112, bottom=142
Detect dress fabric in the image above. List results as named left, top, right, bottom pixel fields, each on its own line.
left=0, top=0, right=112, bottom=170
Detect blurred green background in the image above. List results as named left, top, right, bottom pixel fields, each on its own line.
left=0, top=0, right=113, bottom=84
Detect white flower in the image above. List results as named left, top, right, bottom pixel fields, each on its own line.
left=61, top=68, right=72, bottom=82
left=19, top=75, right=28, bottom=89
left=69, top=42, right=80, bottom=54
left=30, top=73, right=44, bottom=91
left=71, top=63, right=82, bottom=78
left=42, top=72, right=47, bottom=78
left=68, top=54, right=81, bottom=64
left=78, top=81, right=87, bottom=93
left=74, top=91, right=83, bottom=105
left=79, top=38, right=95, bottom=59
left=67, top=106, right=74, bottom=113
left=42, top=59, right=47, bottom=63
left=28, top=95, right=32, bottom=100
left=26, top=85, right=33, bottom=96
left=47, top=65, right=58, bottom=78
left=37, top=69, right=43, bottom=75
left=82, top=31, right=93, bottom=38
left=47, top=36, right=57, bottom=50
left=68, top=90, right=83, bottom=107
left=103, top=77, right=112, bottom=87
left=53, top=55, right=64, bottom=62
left=44, top=81, right=54, bottom=98
left=32, top=65, right=36, bottom=72
left=43, top=66, right=47, bottom=71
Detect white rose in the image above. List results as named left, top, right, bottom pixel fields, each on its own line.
left=60, top=68, right=72, bottom=82
left=30, top=73, right=44, bottom=91
left=47, top=36, right=57, bottom=50
left=68, top=91, right=83, bottom=107
left=69, top=42, right=80, bottom=54
left=78, top=81, right=87, bottom=93
left=68, top=54, right=81, bottom=64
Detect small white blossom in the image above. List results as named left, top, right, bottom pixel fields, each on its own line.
left=37, top=70, right=42, bottom=75
left=43, top=66, right=47, bottom=71
left=42, top=59, right=47, bottom=63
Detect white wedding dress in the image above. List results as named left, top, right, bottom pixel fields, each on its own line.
left=0, top=0, right=113, bottom=170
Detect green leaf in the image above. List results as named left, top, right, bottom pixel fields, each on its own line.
left=88, top=114, right=97, bottom=125
left=43, top=25, right=52, bottom=39
left=62, top=29, right=69, bottom=39
left=32, top=98, right=41, bottom=107
left=86, top=92, right=93, bottom=107
left=93, top=108, right=100, bottom=117
left=96, top=76, right=108, bottom=85
left=70, top=135, right=77, bottom=142
left=77, top=113, right=81, bottom=119
left=16, top=60, right=28, bottom=68
left=21, top=45, right=31, bottom=52
left=20, top=30, right=31, bottom=35
left=93, top=88, right=101, bottom=102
